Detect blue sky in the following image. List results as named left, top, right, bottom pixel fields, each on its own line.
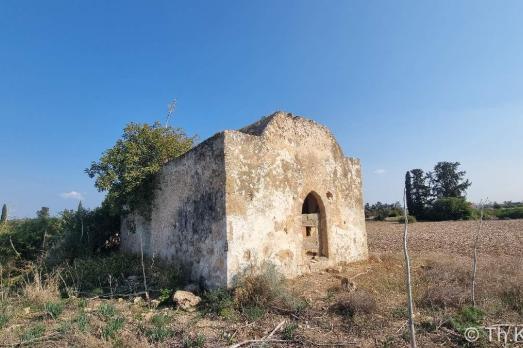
left=1, top=0, right=522, bottom=218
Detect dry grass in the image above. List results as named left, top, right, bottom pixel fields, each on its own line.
left=22, top=267, right=61, bottom=306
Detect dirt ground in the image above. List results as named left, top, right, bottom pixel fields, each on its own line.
left=367, top=219, right=523, bottom=258
left=132, top=219, right=521, bottom=347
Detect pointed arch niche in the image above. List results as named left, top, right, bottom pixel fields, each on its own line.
left=301, top=192, right=328, bottom=258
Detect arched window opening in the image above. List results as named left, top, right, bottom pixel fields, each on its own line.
left=301, top=192, right=328, bottom=258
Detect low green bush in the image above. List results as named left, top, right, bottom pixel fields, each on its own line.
left=200, top=288, right=236, bottom=319
left=449, top=306, right=484, bottom=335
left=423, top=197, right=473, bottom=221
left=0, top=205, right=120, bottom=266
left=397, top=215, right=417, bottom=224
left=495, top=207, right=523, bottom=220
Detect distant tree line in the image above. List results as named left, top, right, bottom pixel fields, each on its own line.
left=364, top=201, right=403, bottom=220
left=405, top=161, right=472, bottom=221
left=481, top=201, right=523, bottom=220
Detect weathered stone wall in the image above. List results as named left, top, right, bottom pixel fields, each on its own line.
left=120, top=133, right=228, bottom=288
left=223, top=113, right=367, bottom=286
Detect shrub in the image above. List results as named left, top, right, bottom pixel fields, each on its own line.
left=331, top=290, right=376, bottom=318
left=366, top=202, right=402, bottom=220
left=449, top=306, right=484, bottom=335
left=0, top=216, right=63, bottom=262
left=158, top=288, right=173, bottom=304
left=423, top=197, right=473, bottom=221
left=495, top=207, right=523, bottom=220
left=0, top=204, right=120, bottom=267
left=397, top=215, right=417, bottom=224
left=234, top=263, right=307, bottom=313
left=201, top=288, right=236, bottom=319
left=46, top=203, right=121, bottom=264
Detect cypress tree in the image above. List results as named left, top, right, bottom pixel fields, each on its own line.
left=405, top=172, right=414, bottom=216
left=1, top=204, right=7, bottom=223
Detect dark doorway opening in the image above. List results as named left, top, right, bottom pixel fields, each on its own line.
left=301, top=192, right=327, bottom=258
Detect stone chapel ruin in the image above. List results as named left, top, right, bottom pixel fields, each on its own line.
left=120, top=112, right=368, bottom=288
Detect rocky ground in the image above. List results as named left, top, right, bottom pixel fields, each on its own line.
left=0, top=219, right=521, bottom=347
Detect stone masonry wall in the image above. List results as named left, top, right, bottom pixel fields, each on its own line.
left=120, top=133, right=228, bottom=288
left=223, top=112, right=367, bottom=286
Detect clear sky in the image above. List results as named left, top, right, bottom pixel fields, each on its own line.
left=1, top=0, right=522, bottom=218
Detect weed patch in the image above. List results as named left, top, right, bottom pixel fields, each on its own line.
left=75, top=311, right=89, bottom=332
left=99, top=302, right=117, bottom=318
left=201, top=288, right=237, bottom=319
left=44, top=300, right=64, bottom=319
left=20, top=323, right=46, bottom=342
left=282, top=322, right=298, bottom=340
left=144, top=314, right=172, bottom=342
left=102, top=317, right=125, bottom=340
left=183, top=334, right=206, bottom=348
left=449, top=306, right=485, bottom=334
left=0, top=312, right=8, bottom=329
left=242, top=305, right=265, bottom=322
